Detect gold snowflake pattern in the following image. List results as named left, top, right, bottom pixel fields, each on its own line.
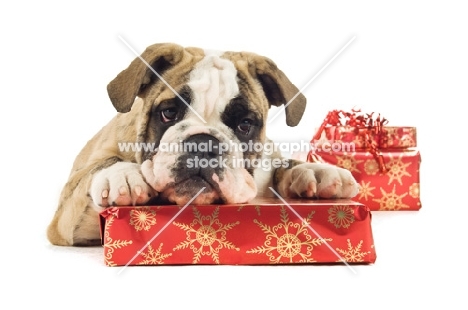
left=400, top=135, right=415, bottom=147
left=373, top=185, right=409, bottom=210
left=103, top=215, right=133, bottom=266
left=247, top=207, right=332, bottom=263
left=328, top=205, right=355, bottom=229
left=138, top=243, right=172, bottom=265
left=129, top=207, right=157, bottom=231
left=364, top=159, right=379, bottom=175
left=335, top=155, right=363, bottom=173
left=336, top=239, right=371, bottom=262
left=385, top=127, right=399, bottom=137
left=352, top=134, right=365, bottom=148
left=384, top=127, right=400, bottom=147
left=386, top=154, right=412, bottom=185
left=409, top=183, right=420, bottom=198
left=173, top=207, right=240, bottom=264
left=358, top=180, right=375, bottom=200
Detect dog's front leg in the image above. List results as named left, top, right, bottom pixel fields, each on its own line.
left=47, top=160, right=156, bottom=246
left=273, top=159, right=359, bottom=199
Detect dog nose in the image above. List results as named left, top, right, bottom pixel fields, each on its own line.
left=183, top=134, right=222, bottom=158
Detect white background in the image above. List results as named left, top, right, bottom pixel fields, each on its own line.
left=1, top=1, right=466, bottom=309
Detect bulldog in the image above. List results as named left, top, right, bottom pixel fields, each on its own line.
left=47, top=43, right=359, bottom=246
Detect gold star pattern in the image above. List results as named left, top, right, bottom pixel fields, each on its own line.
left=364, top=159, right=379, bottom=175
left=247, top=207, right=332, bottom=263
left=328, top=205, right=355, bottom=229
left=409, top=183, right=420, bottom=198
left=398, top=127, right=417, bottom=147
left=335, top=154, right=363, bottom=173
left=358, top=180, right=375, bottom=200
left=384, top=127, right=400, bottom=147
left=138, top=243, right=172, bottom=265
left=373, top=185, right=409, bottom=210
left=172, top=207, right=240, bottom=264
left=352, top=134, right=365, bottom=148
left=385, top=153, right=412, bottom=185
left=336, top=239, right=371, bottom=262
left=103, top=215, right=133, bottom=266
left=400, top=135, right=416, bottom=147
left=130, top=207, right=157, bottom=231
left=385, top=127, right=398, bottom=137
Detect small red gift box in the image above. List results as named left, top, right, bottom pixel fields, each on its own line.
left=100, top=198, right=376, bottom=266
left=308, top=110, right=421, bottom=211
left=321, top=126, right=417, bottom=150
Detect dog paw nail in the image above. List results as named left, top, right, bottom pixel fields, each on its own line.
left=102, top=190, right=109, bottom=199
left=308, top=182, right=317, bottom=196
left=134, top=186, right=142, bottom=196
left=119, top=186, right=128, bottom=195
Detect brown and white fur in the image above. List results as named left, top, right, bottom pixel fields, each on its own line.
left=47, top=43, right=359, bottom=246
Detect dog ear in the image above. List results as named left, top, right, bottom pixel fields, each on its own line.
left=107, top=43, right=185, bottom=113
left=253, top=56, right=306, bottom=127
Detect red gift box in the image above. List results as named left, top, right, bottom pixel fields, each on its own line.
left=100, top=198, right=376, bottom=266
left=308, top=110, right=421, bottom=211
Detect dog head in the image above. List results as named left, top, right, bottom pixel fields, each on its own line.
left=107, top=43, right=306, bottom=205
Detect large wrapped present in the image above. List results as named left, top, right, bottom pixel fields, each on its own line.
left=307, top=110, right=421, bottom=211
left=99, top=198, right=376, bottom=266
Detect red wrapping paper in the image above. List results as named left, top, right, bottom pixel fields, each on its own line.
left=100, top=198, right=376, bottom=266
left=308, top=110, right=421, bottom=211
left=321, top=126, right=417, bottom=150
left=310, top=149, right=421, bottom=211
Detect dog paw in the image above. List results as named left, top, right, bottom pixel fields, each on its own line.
left=90, top=162, right=157, bottom=210
left=277, top=163, right=359, bottom=199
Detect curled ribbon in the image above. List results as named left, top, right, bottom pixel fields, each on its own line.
left=313, top=109, right=389, bottom=173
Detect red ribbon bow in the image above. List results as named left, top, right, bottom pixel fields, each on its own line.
left=313, top=109, right=389, bottom=173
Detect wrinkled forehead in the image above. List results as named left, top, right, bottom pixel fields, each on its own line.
left=186, top=50, right=240, bottom=124
left=148, top=49, right=267, bottom=128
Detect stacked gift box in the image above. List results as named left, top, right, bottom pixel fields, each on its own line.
left=307, top=110, right=421, bottom=211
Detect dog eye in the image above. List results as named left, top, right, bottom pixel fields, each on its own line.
left=237, top=118, right=253, bottom=135
left=160, top=108, right=178, bottom=123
